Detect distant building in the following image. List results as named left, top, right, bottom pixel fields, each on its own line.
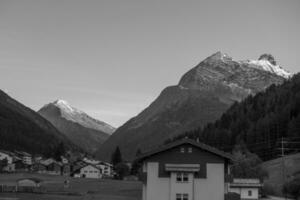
left=32, top=163, right=47, bottom=173
left=14, top=159, right=29, bottom=171
left=83, top=157, right=100, bottom=165
left=72, top=164, right=102, bottom=179
left=17, top=178, right=43, bottom=187
left=138, top=138, right=233, bottom=200
left=40, top=158, right=62, bottom=175
left=3, top=163, right=15, bottom=172
left=0, top=150, right=14, bottom=164
left=229, top=178, right=262, bottom=200
left=96, top=162, right=113, bottom=177
left=15, top=151, right=32, bottom=165
left=62, top=164, right=71, bottom=176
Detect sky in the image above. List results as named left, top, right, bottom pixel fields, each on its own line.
left=0, top=0, right=300, bottom=127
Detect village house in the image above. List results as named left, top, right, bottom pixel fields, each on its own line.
left=0, top=150, right=14, bottom=164
left=96, top=161, right=114, bottom=177
left=229, top=178, right=263, bottom=200
left=32, top=162, right=47, bottom=173
left=14, top=151, right=32, bottom=165
left=40, top=158, right=62, bottom=175
left=72, top=163, right=102, bottom=179
left=137, top=138, right=233, bottom=200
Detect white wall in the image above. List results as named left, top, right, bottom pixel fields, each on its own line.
left=145, top=162, right=170, bottom=200
left=0, top=152, right=13, bottom=164
left=170, top=172, right=194, bottom=200
left=80, top=165, right=101, bottom=179
left=229, top=188, right=259, bottom=200
left=194, top=163, right=225, bottom=200
left=143, top=162, right=225, bottom=200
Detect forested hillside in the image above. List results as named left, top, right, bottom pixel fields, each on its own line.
left=171, top=73, right=300, bottom=160
left=0, top=90, right=77, bottom=157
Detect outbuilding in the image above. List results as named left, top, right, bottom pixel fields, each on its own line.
left=229, top=178, right=262, bottom=200
left=17, top=178, right=43, bottom=187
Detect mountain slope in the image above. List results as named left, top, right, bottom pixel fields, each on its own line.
left=0, top=90, right=75, bottom=157
left=96, top=52, right=289, bottom=161
left=175, top=73, right=300, bottom=161
left=38, top=100, right=115, bottom=153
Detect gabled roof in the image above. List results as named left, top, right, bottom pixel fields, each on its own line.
left=137, top=138, right=233, bottom=161
left=71, top=163, right=101, bottom=174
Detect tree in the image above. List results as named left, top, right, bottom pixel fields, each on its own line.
left=131, top=149, right=142, bottom=175
left=111, top=146, right=122, bottom=166
left=231, top=145, right=268, bottom=181
left=114, top=163, right=130, bottom=180
left=54, top=142, right=65, bottom=161
left=282, top=178, right=300, bottom=199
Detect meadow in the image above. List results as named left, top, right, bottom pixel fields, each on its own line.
left=0, top=173, right=142, bottom=200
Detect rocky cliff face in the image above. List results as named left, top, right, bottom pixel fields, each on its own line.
left=96, top=52, right=290, bottom=161
left=38, top=100, right=115, bottom=153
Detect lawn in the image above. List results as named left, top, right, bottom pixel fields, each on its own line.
left=0, top=173, right=142, bottom=200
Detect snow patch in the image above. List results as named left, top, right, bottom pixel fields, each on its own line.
left=244, top=60, right=291, bottom=79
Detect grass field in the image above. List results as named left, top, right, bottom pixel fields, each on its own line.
left=0, top=173, right=142, bottom=200
left=262, top=153, right=300, bottom=196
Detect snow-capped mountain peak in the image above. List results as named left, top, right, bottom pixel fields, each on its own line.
left=245, top=59, right=292, bottom=79
left=53, top=99, right=77, bottom=113
left=40, top=100, right=115, bottom=134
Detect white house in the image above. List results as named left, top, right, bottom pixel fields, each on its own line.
left=15, top=151, right=32, bottom=165
left=0, top=150, right=13, bottom=164
left=72, top=164, right=102, bottom=179
left=229, top=179, right=262, bottom=200
left=96, top=162, right=114, bottom=177
left=138, top=138, right=233, bottom=200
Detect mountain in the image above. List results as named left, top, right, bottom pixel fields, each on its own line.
left=96, top=52, right=290, bottom=161
left=38, top=100, right=115, bottom=153
left=0, top=90, right=75, bottom=157
left=174, top=73, right=300, bottom=161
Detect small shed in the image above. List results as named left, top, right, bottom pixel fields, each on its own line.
left=17, top=178, right=43, bottom=187
left=229, top=178, right=262, bottom=200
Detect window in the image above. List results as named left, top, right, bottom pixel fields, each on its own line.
left=248, top=190, right=252, bottom=196
left=176, top=173, right=182, bottom=182
left=180, top=147, right=185, bottom=153
left=176, top=193, right=188, bottom=200
left=183, top=194, right=188, bottom=200
left=188, top=147, right=192, bottom=153
left=176, top=173, right=189, bottom=182
left=183, top=173, right=188, bottom=182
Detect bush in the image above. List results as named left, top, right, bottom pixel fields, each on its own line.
left=282, top=178, right=300, bottom=199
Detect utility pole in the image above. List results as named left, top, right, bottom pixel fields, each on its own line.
left=280, top=137, right=287, bottom=200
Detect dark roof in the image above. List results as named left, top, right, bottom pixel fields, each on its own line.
left=137, top=138, right=233, bottom=162
left=17, top=178, right=43, bottom=183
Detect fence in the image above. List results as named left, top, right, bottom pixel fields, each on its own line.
left=0, top=185, right=45, bottom=193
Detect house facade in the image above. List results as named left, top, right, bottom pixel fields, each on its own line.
left=72, top=164, right=102, bottom=179
left=229, top=179, right=262, bottom=200
left=15, top=151, right=32, bottom=165
left=138, top=139, right=232, bottom=200
left=96, top=162, right=113, bottom=177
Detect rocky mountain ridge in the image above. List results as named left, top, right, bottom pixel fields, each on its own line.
left=96, top=52, right=290, bottom=161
